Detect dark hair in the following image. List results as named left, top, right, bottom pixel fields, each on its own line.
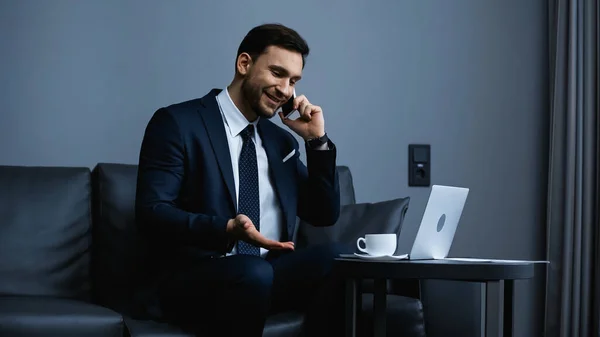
left=236, top=23, right=310, bottom=69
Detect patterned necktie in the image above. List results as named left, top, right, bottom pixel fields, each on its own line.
left=236, top=124, right=260, bottom=256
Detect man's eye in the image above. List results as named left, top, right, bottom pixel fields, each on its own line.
left=271, top=71, right=281, bottom=77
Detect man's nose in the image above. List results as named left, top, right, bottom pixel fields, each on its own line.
left=277, top=82, right=292, bottom=98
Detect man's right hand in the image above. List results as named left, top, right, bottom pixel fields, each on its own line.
left=227, top=214, right=295, bottom=251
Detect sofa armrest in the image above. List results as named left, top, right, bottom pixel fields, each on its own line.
left=296, top=197, right=410, bottom=250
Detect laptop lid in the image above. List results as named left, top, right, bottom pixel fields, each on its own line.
left=408, top=185, right=469, bottom=260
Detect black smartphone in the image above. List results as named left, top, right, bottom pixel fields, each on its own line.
left=281, top=90, right=297, bottom=119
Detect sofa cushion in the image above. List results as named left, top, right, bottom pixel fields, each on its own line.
left=263, top=312, right=304, bottom=337
left=124, top=312, right=304, bottom=337
left=0, top=166, right=92, bottom=301
left=296, top=197, right=410, bottom=255
left=337, top=166, right=356, bottom=206
left=0, top=296, right=123, bottom=337
left=123, top=317, right=193, bottom=337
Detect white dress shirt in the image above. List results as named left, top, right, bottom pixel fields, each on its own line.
left=216, top=88, right=284, bottom=257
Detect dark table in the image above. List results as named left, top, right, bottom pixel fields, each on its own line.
left=334, top=258, right=536, bottom=337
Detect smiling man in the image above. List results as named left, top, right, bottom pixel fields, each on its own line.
left=134, top=23, right=345, bottom=337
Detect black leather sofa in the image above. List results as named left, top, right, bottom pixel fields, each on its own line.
left=0, top=163, right=426, bottom=337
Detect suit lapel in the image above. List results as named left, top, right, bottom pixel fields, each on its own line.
left=197, top=89, right=236, bottom=210
left=257, top=120, right=295, bottom=238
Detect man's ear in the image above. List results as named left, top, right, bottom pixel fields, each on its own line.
left=236, top=53, right=253, bottom=76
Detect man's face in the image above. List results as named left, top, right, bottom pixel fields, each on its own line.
left=240, top=46, right=303, bottom=119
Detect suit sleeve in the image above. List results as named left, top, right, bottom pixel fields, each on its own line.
left=135, top=108, right=232, bottom=253
left=296, top=139, right=341, bottom=227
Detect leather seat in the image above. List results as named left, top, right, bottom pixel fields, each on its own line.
left=0, top=296, right=123, bottom=337
left=262, top=312, right=305, bottom=337
left=123, top=312, right=304, bottom=337
left=0, top=164, right=427, bottom=337
left=123, top=317, right=192, bottom=337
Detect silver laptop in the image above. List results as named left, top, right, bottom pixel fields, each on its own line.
left=405, top=185, right=469, bottom=260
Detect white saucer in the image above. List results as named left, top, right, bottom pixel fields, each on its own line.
left=339, top=253, right=409, bottom=261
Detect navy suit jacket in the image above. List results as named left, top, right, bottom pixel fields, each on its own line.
left=135, top=89, right=340, bottom=267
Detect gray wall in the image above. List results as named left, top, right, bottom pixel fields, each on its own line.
left=0, top=1, right=548, bottom=336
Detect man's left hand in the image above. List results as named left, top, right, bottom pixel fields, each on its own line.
left=279, top=94, right=325, bottom=141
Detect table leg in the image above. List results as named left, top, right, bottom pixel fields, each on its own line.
left=373, top=279, right=387, bottom=337
left=481, top=281, right=502, bottom=337
left=503, top=280, right=514, bottom=337
left=345, top=279, right=357, bottom=337
left=356, top=281, right=363, bottom=332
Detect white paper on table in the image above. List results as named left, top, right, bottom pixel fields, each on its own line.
left=444, top=257, right=550, bottom=264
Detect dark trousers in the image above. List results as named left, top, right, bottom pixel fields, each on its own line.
left=158, top=243, right=347, bottom=337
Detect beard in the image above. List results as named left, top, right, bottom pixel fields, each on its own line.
left=241, top=78, right=278, bottom=119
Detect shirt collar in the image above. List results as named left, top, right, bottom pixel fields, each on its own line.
left=216, top=87, right=259, bottom=139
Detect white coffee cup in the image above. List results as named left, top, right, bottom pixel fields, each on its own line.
left=356, top=234, right=397, bottom=256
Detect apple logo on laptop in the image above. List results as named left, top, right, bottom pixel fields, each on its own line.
left=436, top=214, right=446, bottom=232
